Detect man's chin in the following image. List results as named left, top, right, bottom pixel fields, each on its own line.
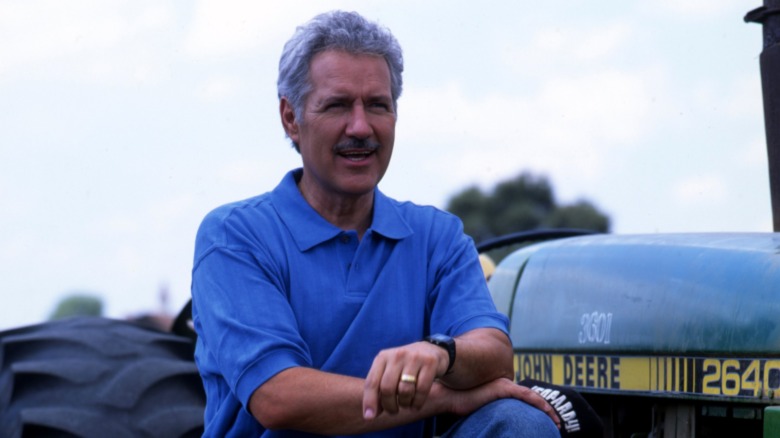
left=336, top=178, right=382, bottom=198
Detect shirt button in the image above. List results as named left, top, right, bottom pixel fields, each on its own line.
left=340, top=235, right=350, bottom=243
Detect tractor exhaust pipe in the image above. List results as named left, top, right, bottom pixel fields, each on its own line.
left=746, top=1, right=780, bottom=231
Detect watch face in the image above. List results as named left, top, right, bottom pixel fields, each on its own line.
left=430, top=334, right=451, bottom=343
left=426, top=334, right=454, bottom=348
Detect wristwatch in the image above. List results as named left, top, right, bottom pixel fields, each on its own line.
left=424, top=334, right=456, bottom=374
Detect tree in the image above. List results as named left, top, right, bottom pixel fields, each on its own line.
left=446, top=172, right=610, bottom=244
left=49, top=293, right=104, bottom=320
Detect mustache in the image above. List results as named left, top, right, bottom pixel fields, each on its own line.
left=333, top=138, right=381, bottom=153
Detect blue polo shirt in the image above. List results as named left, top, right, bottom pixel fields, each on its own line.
left=191, top=169, right=509, bottom=437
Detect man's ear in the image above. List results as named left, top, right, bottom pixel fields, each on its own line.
left=279, top=97, right=299, bottom=143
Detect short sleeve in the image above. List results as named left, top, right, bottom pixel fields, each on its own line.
left=192, top=215, right=311, bottom=408
left=426, top=212, right=509, bottom=337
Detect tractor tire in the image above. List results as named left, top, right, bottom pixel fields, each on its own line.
left=0, top=316, right=205, bottom=438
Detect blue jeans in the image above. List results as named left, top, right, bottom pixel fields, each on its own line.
left=440, top=399, right=560, bottom=438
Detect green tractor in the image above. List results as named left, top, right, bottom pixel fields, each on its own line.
left=480, top=230, right=780, bottom=437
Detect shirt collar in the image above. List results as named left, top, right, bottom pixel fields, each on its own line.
left=270, top=169, right=413, bottom=252
left=371, top=188, right=414, bottom=240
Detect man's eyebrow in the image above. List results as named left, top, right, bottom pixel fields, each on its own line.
left=325, top=90, right=358, bottom=99
left=367, top=93, right=392, bottom=101
left=312, top=94, right=348, bottom=108
left=315, top=93, right=391, bottom=105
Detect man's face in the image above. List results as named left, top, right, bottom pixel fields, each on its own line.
left=281, top=50, right=396, bottom=201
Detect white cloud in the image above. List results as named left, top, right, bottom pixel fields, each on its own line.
left=0, top=0, right=174, bottom=78
left=100, top=217, right=139, bottom=234
left=654, top=0, right=739, bottom=18
left=537, top=69, right=652, bottom=144
left=138, top=4, right=173, bottom=28
left=504, top=21, right=635, bottom=79
left=396, top=64, right=653, bottom=198
left=530, top=28, right=567, bottom=53
left=574, top=23, right=634, bottom=61
left=184, top=0, right=353, bottom=58
left=216, top=160, right=268, bottom=185
left=714, top=74, right=763, bottom=119
left=740, top=138, right=770, bottom=168
left=197, top=76, right=242, bottom=101
left=673, top=175, right=728, bottom=203
left=185, top=0, right=271, bottom=57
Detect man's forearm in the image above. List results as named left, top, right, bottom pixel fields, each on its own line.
left=250, top=353, right=560, bottom=434
left=249, top=367, right=447, bottom=435
left=438, top=328, right=514, bottom=389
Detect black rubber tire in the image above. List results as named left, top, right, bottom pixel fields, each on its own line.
left=0, top=316, right=205, bottom=438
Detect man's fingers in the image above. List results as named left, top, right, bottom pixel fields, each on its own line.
left=362, top=378, right=380, bottom=420
left=513, top=385, right=561, bottom=428
left=364, top=343, right=442, bottom=418
left=410, top=365, right=436, bottom=410
left=396, top=372, right=417, bottom=407
left=377, top=357, right=405, bottom=414
left=362, top=358, right=386, bottom=419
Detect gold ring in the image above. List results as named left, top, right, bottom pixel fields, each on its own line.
left=400, top=373, right=417, bottom=384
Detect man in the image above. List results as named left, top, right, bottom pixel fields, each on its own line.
left=191, top=10, right=560, bottom=437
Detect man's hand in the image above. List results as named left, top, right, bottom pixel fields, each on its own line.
left=360, top=331, right=560, bottom=431
left=364, top=372, right=560, bottom=430
left=362, top=341, right=447, bottom=419
left=443, top=378, right=561, bottom=429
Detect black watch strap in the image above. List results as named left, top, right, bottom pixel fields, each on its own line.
left=424, top=334, right=456, bottom=374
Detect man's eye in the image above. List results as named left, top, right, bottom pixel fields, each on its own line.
left=325, top=102, right=346, bottom=110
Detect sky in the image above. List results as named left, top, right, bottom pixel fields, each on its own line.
left=0, top=0, right=772, bottom=330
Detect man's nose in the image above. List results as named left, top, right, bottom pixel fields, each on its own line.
left=346, top=105, right=372, bottom=139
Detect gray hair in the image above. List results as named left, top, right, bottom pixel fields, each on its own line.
left=277, top=11, right=404, bottom=128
